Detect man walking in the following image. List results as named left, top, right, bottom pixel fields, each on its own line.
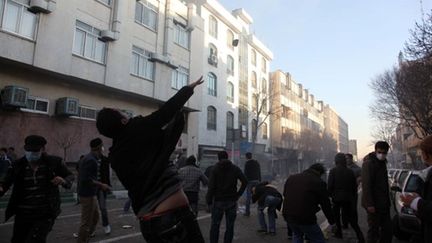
left=328, top=153, right=364, bottom=242
left=97, top=153, right=112, bottom=234
left=178, top=155, right=208, bottom=216
left=243, top=152, right=261, bottom=216
left=282, top=163, right=335, bottom=243
left=361, top=141, right=392, bottom=243
left=96, top=77, right=205, bottom=242
left=206, top=151, right=248, bottom=243
left=75, top=138, right=110, bottom=242
left=0, top=148, right=11, bottom=182
left=343, top=153, right=362, bottom=229
left=0, top=135, right=74, bottom=243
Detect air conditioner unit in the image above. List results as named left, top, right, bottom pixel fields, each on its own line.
left=29, top=0, right=56, bottom=14
left=1, top=85, right=28, bottom=108
left=55, top=97, right=79, bottom=116
left=99, top=30, right=115, bottom=42
left=208, top=55, right=218, bottom=66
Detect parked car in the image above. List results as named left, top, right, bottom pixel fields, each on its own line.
left=390, top=170, right=423, bottom=240
left=390, top=169, right=410, bottom=204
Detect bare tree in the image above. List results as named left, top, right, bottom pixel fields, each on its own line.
left=404, top=10, right=432, bottom=60
left=54, top=131, right=79, bottom=162
left=250, top=83, right=281, bottom=152
left=371, top=121, right=398, bottom=167
left=370, top=60, right=432, bottom=139
left=371, top=10, right=432, bottom=139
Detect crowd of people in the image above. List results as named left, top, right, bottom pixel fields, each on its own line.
left=1, top=78, right=432, bottom=243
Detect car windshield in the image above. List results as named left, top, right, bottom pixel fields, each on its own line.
left=405, top=174, right=424, bottom=194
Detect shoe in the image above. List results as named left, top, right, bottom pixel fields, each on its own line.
left=73, top=232, right=95, bottom=238
left=256, top=229, right=267, bottom=233
left=104, top=225, right=111, bottom=235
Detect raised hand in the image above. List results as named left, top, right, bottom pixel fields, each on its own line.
left=188, top=76, right=204, bottom=89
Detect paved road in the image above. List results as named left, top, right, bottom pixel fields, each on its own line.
left=0, top=196, right=409, bottom=243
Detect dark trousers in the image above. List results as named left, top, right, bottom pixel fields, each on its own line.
left=210, top=201, right=237, bottom=243
left=140, top=206, right=204, bottom=243
left=12, top=215, right=54, bottom=243
left=96, top=189, right=109, bottom=226
left=366, top=210, right=392, bottom=243
left=185, top=191, right=199, bottom=216
left=333, top=200, right=365, bottom=242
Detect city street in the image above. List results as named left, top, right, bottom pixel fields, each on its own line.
left=0, top=194, right=408, bottom=243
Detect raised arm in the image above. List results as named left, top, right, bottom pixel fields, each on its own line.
left=147, top=76, right=203, bottom=127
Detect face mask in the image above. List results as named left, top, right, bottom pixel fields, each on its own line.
left=25, top=151, right=41, bottom=162
left=376, top=153, right=387, bottom=161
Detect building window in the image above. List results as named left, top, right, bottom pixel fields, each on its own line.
left=251, top=49, right=257, bottom=66
left=227, top=82, right=234, bottom=102
left=261, top=57, right=267, bottom=72
left=135, top=0, right=158, bottom=31
left=21, top=96, right=49, bottom=114
left=209, top=15, right=217, bottom=38
left=227, top=111, right=234, bottom=129
left=251, top=71, right=257, bottom=88
left=207, top=106, right=217, bottom=130
left=208, top=43, right=218, bottom=66
left=207, top=72, right=217, bottom=96
left=131, top=46, right=154, bottom=80
left=73, top=20, right=106, bottom=64
left=174, top=22, right=189, bottom=48
left=78, top=106, right=97, bottom=120
left=227, top=55, right=234, bottom=75
left=261, top=78, right=267, bottom=93
left=0, top=0, right=37, bottom=39
left=262, top=122, right=268, bottom=139
left=252, top=94, right=258, bottom=112
left=97, top=0, right=112, bottom=6
left=171, top=66, right=189, bottom=89
left=227, top=30, right=234, bottom=49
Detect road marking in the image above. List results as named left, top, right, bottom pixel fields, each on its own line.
left=0, top=208, right=125, bottom=227
left=93, top=214, right=212, bottom=243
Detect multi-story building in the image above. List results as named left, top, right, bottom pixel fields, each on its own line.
left=0, top=0, right=205, bottom=161
left=184, top=0, right=273, bottom=168
left=270, top=70, right=327, bottom=173
left=348, top=139, right=358, bottom=160
left=323, top=104, right=349, bottom=153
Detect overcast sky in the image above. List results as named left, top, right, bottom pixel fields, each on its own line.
left=219, top=0, right=432, bottom=158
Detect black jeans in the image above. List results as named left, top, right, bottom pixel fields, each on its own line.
left=333, top=200, right=364, bottom=242
left=366, top=209, right=392, bottom=243
left=185, top=191, right=199, bottom=216
left=11, top=215, right=54, bottom=243
left=140, top=206, right=204, bottom=243
left=210, top=201, right=237, bottom=243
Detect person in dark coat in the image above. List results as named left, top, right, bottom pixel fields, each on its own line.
left=328, top=153, right=364, bottom=242
left=206, top=151, right=248, bottom=243
left=0, top=135, right=74, bottom=243
left=361, top=141, right=392, bottom=243
left=96, top=77, right=205, bottom=243
left=401, top=135, right=432, bottom=243
left=252, top=181, right=283, bottom=235
left=282, top=163, right=335, bottom=243
left=243, top=152, right=261, bottom=216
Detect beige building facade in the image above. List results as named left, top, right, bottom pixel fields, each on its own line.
left=0, top=0, right=205, bottom=160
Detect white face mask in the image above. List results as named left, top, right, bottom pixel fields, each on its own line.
left=25, top=151, right=41, bottom=162
left=376, top=153, right=387, bottom=161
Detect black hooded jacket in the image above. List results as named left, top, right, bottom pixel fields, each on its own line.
left=108, top=86, right=194, bottom=215
left=206, top=159, right=248, bottom=204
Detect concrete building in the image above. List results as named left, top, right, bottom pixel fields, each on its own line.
left=323, top=104, right=349, bottom=153
left=348, top=139, right=358, bottom=160
left=184, top=0, right=273, bottom=168
left=0, top=0, right=205, bottom=161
